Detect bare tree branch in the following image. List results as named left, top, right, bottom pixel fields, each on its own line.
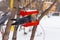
left=30, top=0, right=57, bottom=40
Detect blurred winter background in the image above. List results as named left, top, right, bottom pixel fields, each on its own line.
left=0, top=0, right=60, bottom=40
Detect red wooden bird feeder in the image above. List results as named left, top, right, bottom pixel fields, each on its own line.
left=20, top=10, right=39, bottom=27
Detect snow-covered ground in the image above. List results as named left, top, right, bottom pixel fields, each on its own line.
left=0, top=15, right=60, bottom=40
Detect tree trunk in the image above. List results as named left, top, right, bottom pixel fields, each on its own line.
left=2, top=10, right=16, bottom=40
left=30, top=0, right=44, bottom=40
left=30, top=0, right=57, bottom=40
left=56, top=0, right=60, bottom=12
left=12, top=25, right=19, bottom=40
left=2, top=0, right=17, bottom=39
left=12, top=0, right=37, bottom=40
left=30, top=26, right=37, bottom=40
left=12, top=0, right=20, bottom=40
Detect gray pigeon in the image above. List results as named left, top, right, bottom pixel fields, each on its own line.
left=0, top=11, right=11, bottom=25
